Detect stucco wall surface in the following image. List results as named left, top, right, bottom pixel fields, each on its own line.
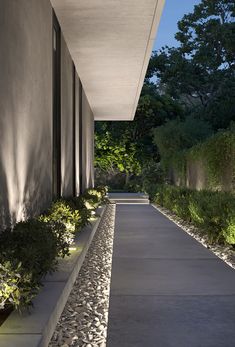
left=75, top=74, right=82, bottom=195
left=0, top=0, right=53, bottom=228
left=61, top=34, right=74, bottom=197
left=82, top=91, right=94, bottom=192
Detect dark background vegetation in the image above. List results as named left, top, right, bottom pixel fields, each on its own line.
left=95, top=0, right=235, bottom=192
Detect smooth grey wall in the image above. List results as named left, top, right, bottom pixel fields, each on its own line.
left=60, top=34, right=74, bottom=197
left=0, top=0, right=53, bottom=228
left=82, top=90, right=95, bottom=192
left=75, top=73, right=82, bottom=195
left=0, top=0, right=95, bottom=228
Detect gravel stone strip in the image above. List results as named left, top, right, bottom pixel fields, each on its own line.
left=49, top=204, right=116, bottom=347
left=152, top=204, right=235, bottom=269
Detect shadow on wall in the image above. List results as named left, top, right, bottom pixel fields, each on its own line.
left=0, top=114, right=52, bottom=229
left=0, top=0, right=53, bottom=230
left=60, top=35, right=74, bottom=198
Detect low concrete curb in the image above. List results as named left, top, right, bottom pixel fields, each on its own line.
left=0, top=206, right=107, bottom=347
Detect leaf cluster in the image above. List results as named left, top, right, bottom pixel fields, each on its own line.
left=154, top=184, right=235, bottom=245
left=0, top=186, right=107, bottom=311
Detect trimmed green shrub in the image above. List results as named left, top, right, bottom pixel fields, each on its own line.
left=41, top=187, right=107, bottom=234
left=0, top=261, right=38, bottom=311
left=0, top=220, right=59, bottom=280
left=65, top=187, right=108, bottom=227
left=0, top=220, right=61, bottom=310
left=95, top=185, right=108, bottom=199
left=48, top=221, right=71, bottom=257
left=0, top=186, right=107, bottom=311
left=154, top=185, right=235, bottom=245
left=65, top=196, right=92, bottom=229
left=40, top=200, right=81, bottom=234
left=82, top=190, right=100, bottom=209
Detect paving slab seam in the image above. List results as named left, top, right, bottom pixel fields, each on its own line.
left=110, top=294, right=235, bottom=297
left=112, top=257, right=222, bottom=260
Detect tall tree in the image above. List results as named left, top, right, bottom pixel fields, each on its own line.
left=95, top=0, right=235, bottom=189
left=147, top=0, right=235, bottom=129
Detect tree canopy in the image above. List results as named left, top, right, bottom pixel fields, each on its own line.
left=95, top=0, right=235, bottom=189
left=147, top=0, right=235, bottom=130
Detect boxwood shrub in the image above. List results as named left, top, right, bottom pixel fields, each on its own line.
left=65, top=196, right=92, bottom=229
left=0, top=220, right=60, bottom=311
left=0, top=186, right=107, bottom=312
left=154, top=185, right=235, bottom=245
left=40, top=200, right=81, bottom=235
left=0, top=261, right=38, bottom=311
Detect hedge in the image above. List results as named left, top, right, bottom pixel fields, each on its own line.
left=153, top=185, right=235, bottom=245
left=0, top=186, right=108, bottom=312
left=165, top=129, right=235, bottom=191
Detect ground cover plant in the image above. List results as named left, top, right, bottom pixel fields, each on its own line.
left=0, top=186, right=107, bottom=313
left=154, top=185, right=235, bottom=245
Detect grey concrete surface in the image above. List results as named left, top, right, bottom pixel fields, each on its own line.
left=0, top=0, right=53, bottom=227
left=107, top=295, right=235, bottom=347
left=0, top=0, right=95, bottom=226
left=108, top=192, right=150, bottom=204
left=0, top=335, right=42, bottom=347
left=82, top=91, right=94, bottom=191
left=107, top=204, right=235, bottom=347
left=51, top=0, right=165, bottom=121
left=61, top=34, right=74, bottom=197
left=75, top=74, right=82, bottom=195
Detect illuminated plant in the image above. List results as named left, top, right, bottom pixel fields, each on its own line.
left=0, top=261, right=38, bottom=311
left=41, top=200, right=81, bottom=234
left=154, top=185, right=235, bottom=245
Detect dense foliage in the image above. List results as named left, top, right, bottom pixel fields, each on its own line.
left=148, top=0, right=235, bottom=131
left=95, top=0, right=235, bottom=191
left=188, top=127, right=235, bottom=189
left=153, top=117, right=213, bottom=162
left=160, top=128, right=235, bottom=190
left=0, top=220, right=59, bottom=311
left=0, top=186, right=107, bottom=312
left=154, top=185, right=235, bottom=245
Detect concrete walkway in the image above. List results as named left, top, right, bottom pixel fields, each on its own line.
left=107, top=204, right=235, bottom=347
left=108, top=192, right=149, bottom=204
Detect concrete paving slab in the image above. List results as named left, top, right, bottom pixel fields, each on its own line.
left=111, top=258, right=235, bottom=295
left=115, top=205, right=177, bottom=228
left=0, top=334, right=42, bottom=347
left=108, top=193, right=149, bottom=198
left=0, top=282, right=66, bottom=334
left=113, top=230, right=217, bottom=259
left=107, top=203, right=235, bottom=347
left=107, top=295, right=235, bottom=347
left=108, top=192, right=150, bottom=204
left=115, top=217, right=176, bottom=229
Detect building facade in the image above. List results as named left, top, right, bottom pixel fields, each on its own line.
left=0, top=0, right=164, bottom=228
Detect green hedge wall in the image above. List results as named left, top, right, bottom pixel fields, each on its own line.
left=154, top=185, right=235, bottom=245
left=169, top=129, right=235, bottom=191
